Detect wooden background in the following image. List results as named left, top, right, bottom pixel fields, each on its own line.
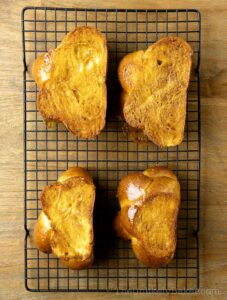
left=0, top=0, right=227, bottom=299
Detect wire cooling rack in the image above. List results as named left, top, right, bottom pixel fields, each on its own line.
left=22, top=7, right=201, bottom=293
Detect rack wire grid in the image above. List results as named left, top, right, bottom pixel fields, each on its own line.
left=22, top=7, right=201, bottom=293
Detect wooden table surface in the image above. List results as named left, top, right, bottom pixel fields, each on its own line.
left=0, top=0, right=227, bottom=299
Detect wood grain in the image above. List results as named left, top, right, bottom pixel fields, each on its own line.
left=0, top=0, right=227, bottom=299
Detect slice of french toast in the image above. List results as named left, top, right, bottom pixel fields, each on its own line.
left=114, top=166, right=180, bottom=267
left=118, top=36, right=192, bottom=147
left=33, top=167, right=95, bottom=269
left=32, top=27, right=107, bottom=138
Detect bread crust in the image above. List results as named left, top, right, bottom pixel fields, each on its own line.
left=33, top=211, right=52, bottom=254
left=32, top=27, right=107, bottom=138
left=114, top=166, right=181, bottom=267
left=33, top=167, right=95, bottom=269
left=118, top=36, right=193, bottom=147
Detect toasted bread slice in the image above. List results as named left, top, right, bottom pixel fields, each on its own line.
left=114, top=166, right=180, bottom=267
left=33, top=167, right=95, bottom=269
left=118, top=36, right=193, bottom=147
left=32, top=27, right=107, bottom=138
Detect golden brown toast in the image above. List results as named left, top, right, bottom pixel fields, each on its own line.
left=114, top=166, right=180, bottom=267
left=118, top=36, right=193, bottom=147
left=32, top=27, right=107, bottom=138
left=33, top=167, right=95, bottom=269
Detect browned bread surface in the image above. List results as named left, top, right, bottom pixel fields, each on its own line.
left=114, top=166, right=181, bottom=267
left=33, top=167, right=95, bottom=269
left=32, top=27, right=107, bottom=138
left=118, top=36, right=193, bottom=147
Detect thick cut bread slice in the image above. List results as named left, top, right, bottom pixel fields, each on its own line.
left=32, top=27, right=107, bottom=138
left=114, top=166, right=180, bottom=267
left=33, top=167, right=95, bottom=269
left=118, top=36, right=193, bottom=147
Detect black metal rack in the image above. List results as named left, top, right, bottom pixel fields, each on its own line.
left=22, top=7, right=200, bottom=293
